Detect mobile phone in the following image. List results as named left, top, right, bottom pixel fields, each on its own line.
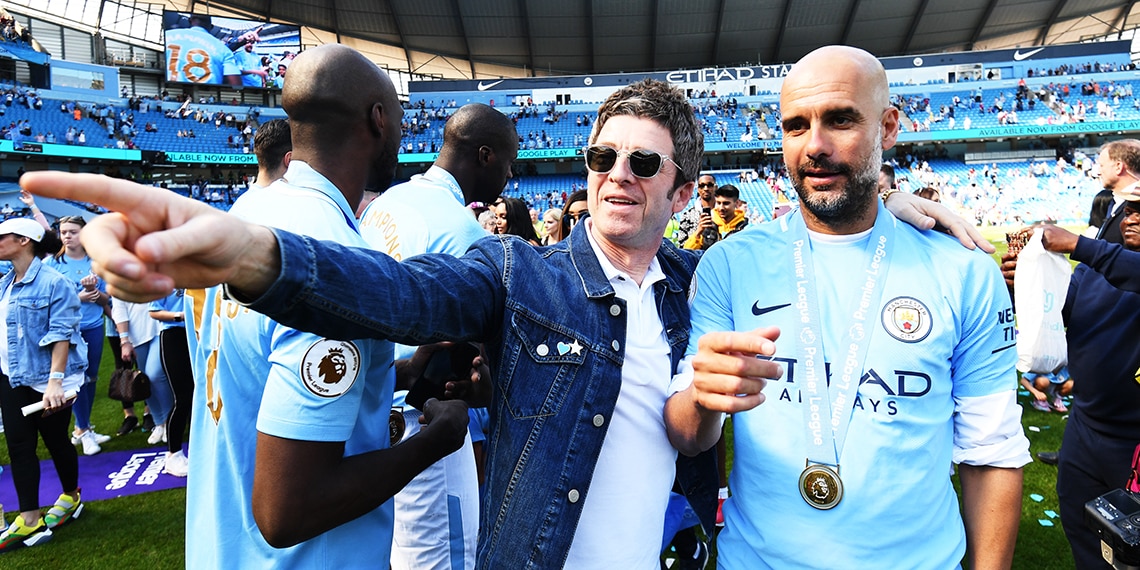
left=702, top=207, right=712, bottom=216
left=406, top=342, right=481, bottom=411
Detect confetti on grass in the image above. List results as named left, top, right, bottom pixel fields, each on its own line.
left=1030, top=494, right=1045, bottom=502
left=1045, top=510, right=1058, bottom=519
left=1038, top=519, right=1055, bottom=527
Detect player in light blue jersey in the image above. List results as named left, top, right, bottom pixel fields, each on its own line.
left=358, top=102, right=516, bottom=570
left=665, top=45, right=1030, bottom=569
left=164, top=15, right=240, bottom=86
left=179, top=45, right=468, bottom=569
left=233, top=41, right=267, bottom=88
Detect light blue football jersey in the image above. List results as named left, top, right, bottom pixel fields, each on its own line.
left=184, top=161, right=395, bottom=568
left=688, top=206, right=1021, bottom=569
left=164, top=26, right=239, bottom=84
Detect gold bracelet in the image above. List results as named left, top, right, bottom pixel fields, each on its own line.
left=880, top=189, right=901, bottom=203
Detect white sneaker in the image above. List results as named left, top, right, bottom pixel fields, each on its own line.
left=79, top=431, right=102, bottom=456
left=163, top=450, right=188, bottom=477
left=71, top=430, right=110, bottom=446
left=147, top=424, right=167, bottom=445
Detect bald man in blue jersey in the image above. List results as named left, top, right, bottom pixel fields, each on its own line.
left=665, top=45, right=1030, bottom=568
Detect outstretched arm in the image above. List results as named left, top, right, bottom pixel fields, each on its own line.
left=21, top=172, right=279, bottom=301
left=884, top=192, right=995, bottom=253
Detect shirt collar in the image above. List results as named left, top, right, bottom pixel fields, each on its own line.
left=417, top=165, right=467, bottom=207
left=279, top=160, right=360, bottom=232
left=582, top=218, right=666, bottom=290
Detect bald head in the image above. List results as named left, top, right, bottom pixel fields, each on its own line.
left=437, top=103, right=519, bottom=204
left=783, top=45, right=890, bottom=110
left=282, top=44, right=400, bottom=150
left=279, top=44, right=403, bottom=200
left=440, top=104, right=517, bottom=159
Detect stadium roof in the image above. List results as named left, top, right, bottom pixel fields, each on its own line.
left=201, top=0, right=1138, bottom=78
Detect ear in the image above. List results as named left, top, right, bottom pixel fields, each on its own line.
left=369, top=102, right=385, bottom=137
left=282, top=150, right=293, bottom=168
left=881, top=106, right=900, bottom=151
left=478, top=145, right=494, bottom=167
left=671, top=181, right=694, bottom=214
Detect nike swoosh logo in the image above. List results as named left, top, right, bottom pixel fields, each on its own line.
left=752, top=302, right=790, bottom=316
left=477, top=80, right=504, bottom=91
left=1013, top=47, right=1045, bottom=61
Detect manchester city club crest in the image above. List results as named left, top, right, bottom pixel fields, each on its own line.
left=300, top=339, right=362, bottom=398
left=881, top=296, right=932, bottom=343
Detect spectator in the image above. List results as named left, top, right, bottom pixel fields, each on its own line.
left=0, top=218, right=86, bottom=550
left=542, top=208, right=565, bottom=245
left=148, top=291, right=193, bottom=477
left=681, top=184, right=748, bottom=249
left=45, top=216, right=112, bottom=455
left=492, top=197, right=540, bottom=244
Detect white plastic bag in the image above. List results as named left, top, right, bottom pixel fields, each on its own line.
left=1014, top=228, right=1071, bottom=374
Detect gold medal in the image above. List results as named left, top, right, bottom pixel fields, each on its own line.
left=799, top=464, right=843, bottom=510
left=388, top=408, right=406, bottom=447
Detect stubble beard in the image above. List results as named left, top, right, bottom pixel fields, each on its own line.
left=793, top=143, right=881, bottom=229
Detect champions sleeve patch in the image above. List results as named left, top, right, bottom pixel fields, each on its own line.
left=300, top=339, right=361, bottom=398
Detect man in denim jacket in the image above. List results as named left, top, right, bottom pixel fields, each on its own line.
left=25, top=79, right=992, bottom=568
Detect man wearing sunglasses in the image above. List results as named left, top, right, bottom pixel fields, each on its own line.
left=666, top=45, right=1028, bottom=569
left=26, top=72, right=989, bottom=568
left=675, top=173, right=718, bottom=248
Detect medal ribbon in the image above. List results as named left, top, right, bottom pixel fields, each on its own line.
left=789, top=203, right=895, bottom=469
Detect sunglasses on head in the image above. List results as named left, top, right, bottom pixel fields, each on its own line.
left=584, top=145, right=677, bottom=179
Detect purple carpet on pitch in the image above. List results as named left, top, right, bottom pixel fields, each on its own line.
left=0, top=447, right=187, bottom=509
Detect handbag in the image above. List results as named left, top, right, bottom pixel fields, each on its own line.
left=108, top=365, right=151, bottom=402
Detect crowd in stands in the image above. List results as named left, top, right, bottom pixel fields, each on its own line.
left=0, top=11, right=32, bottom=47
left=1026, top=60, right=1137, bottom=77
left=0, top=84, right=264, bottom=155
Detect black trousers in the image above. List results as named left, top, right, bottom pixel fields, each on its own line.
left=0, top=374, right=79, bottom=512
left=159, top=327, right=194, bottom=452
left=1057, top=410, right=1139, bottom=569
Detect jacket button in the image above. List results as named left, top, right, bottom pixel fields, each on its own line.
left=611, top=340, right=620, bottom=351
left=536, top=344, right=549, bottom=356
left=568, top=489, right=580, bottom=503
left=609, top=304, right=621, bottom=316
left=592, top=414, right=604, bottom=427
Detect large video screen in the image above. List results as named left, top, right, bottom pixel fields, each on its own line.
left=163, top=11, right=301, bottom=89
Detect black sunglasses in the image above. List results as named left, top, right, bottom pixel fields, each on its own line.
left=584, top=145, right=677, bottom=179
left=697, top=181, right=717, bottom=189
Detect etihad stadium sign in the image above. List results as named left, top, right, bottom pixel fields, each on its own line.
left=664, top=65, right=793, bottom=84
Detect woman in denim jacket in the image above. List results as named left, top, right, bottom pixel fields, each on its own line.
left=0, top=218, right=87, bottom=551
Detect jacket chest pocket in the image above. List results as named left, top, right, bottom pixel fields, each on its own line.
left=501, top=312, right=587, bottom=419
left=15, top=295, right=50, bottom=339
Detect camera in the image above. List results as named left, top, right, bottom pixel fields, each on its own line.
left=1086, top=489, right=1140, bottom=568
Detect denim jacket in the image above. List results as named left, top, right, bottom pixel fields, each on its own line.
left=1, top=257, right=87, bottom=388
left=247, top=222, right=717, bottom=568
